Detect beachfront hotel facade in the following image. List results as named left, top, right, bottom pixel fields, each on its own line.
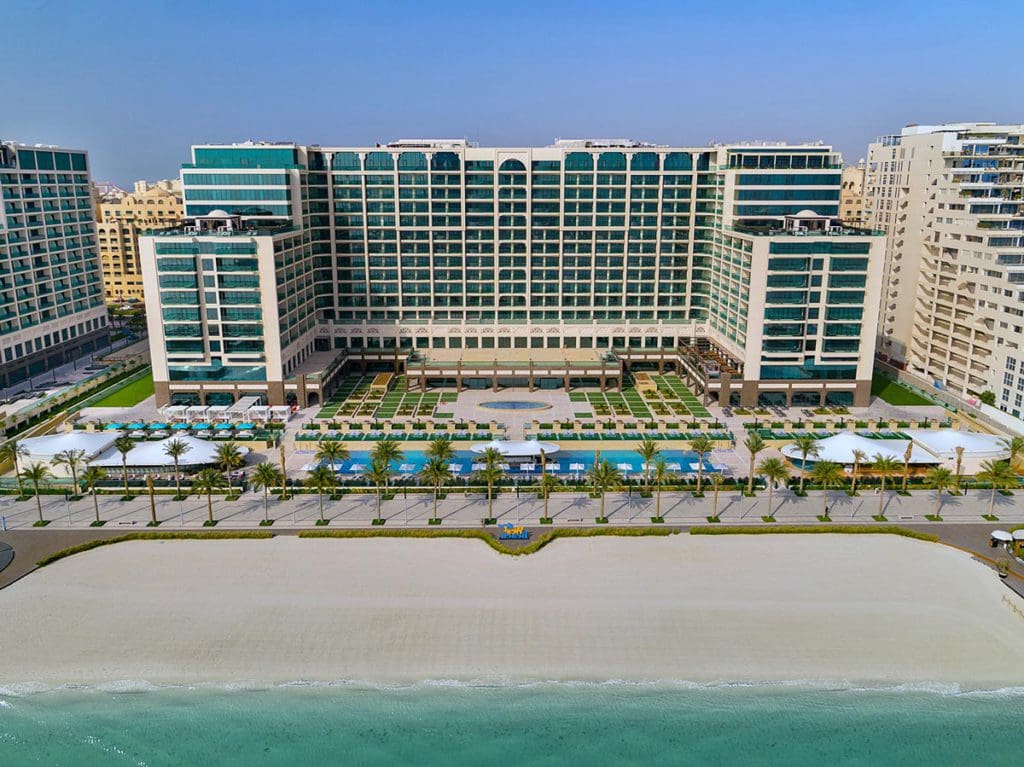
left=866, top=123, right=1024, bottom=414
left=140, top=139, right=884, bottom=409
left=0, top=142, right=109, bottom=387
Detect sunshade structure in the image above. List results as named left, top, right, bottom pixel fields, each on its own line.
left=20, top=432, right=119, bottom=474
left=469, top=439, right=560, bottom=458
left=780, top=433, right=940, bottom=466
left=91, top=435, right=247, bottom=471
left=991, top=530, right=1014, bottom=543
left=903, top=429, right=1009, bottom=460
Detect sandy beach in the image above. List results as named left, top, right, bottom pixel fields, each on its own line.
left=1, top=535, right=1022, bottom=689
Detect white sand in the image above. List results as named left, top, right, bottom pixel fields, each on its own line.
left=1, top=535, right=1023, bottom=688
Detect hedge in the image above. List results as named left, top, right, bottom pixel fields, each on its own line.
left=299, top=526, right=678, bottom=556
left=689, top=524, right=939, bottom=542
left=36, top=531, right=275, bottom=567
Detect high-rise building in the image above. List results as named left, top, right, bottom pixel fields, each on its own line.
left=96, top=180, right=183, bottom=302
left=0, top=142, right=109, bottom=387
left=840, top=162, right=866, bottom=225
left=140, top=139, right=884, bottom=409
left=866, top=123, right=1024, bottom=413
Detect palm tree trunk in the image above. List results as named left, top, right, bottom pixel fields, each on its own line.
left=822, top=484, right=829, bottom=519
left=747, top=457, right=755, bottom=494
left=878, top=477, right=886, bottom=516
left=902, top=463, right=909, bottom=492
left=148, top=476, right=156, bottom=525
left=712, top=486, right=719, bottom=520
left=433, top=487, right=438, bottom=520
left=656, top=483, right=662, bottom=518
left=263, top=488, right=269, bottom=523
left=122, top=460, right=130, bottom=497
left=14, top=457, right=23, bottom=497
left=851, top=465, right=858, bottom=495
left=600, top=491, right=605, bottom=520
left=319, top=491, right=325, bottom=522
left=376, top=487, right=382, bottom=520
left=174, top=459, right=181, bottom=497
left=34, top=483, right=42, bottom=522
left=935, top=490, right=942, bottom=517
left=279, top=445, right=288, bottom=500
left=207, top=491, right=213, bottom=523
left=697, top=463, right=704, bottom=494
left=487, top=482, right=494, bottom=518
left=767, top=484, right=774, bottom=518
left=93, top=487, right=100, bottom=523
left=989, top=486, right=996, bottom=518
left=800, top=452, right=807, bottom=493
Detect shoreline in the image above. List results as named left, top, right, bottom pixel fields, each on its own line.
left=1, top=536, right=1022, bottom=689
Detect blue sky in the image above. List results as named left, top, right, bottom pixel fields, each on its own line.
left=1, top=0, right=1019, bottom=185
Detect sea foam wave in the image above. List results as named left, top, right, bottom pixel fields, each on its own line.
left=3, top=677, right=1024, bottom=699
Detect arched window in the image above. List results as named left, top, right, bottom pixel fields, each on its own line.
left=498, top=158, right=526, bottom=172
left=331, top=152, right=360, bottom=171
left=630, top=152, right=659, bottom=171
left=398, top=152, right=427, bottom=170
left=564, top=152, right=593, bottom=171
left=663, top=152, right=693, bottom=171
left=364, top=151, right=394, bottom=171
left=597, top=152, right=626, bottom=171
left=431, top=152, right=461, bottom=171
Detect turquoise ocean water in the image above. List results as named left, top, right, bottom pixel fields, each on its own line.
left=1, top=682, right=1020, bottom=765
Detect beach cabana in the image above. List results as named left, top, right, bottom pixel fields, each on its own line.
left=164, top=405, right=188, bottom=423
left=186, top=405, right=209, bottom=422
left=270, top=405, right=291, bottom=422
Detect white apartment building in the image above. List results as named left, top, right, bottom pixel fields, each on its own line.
left=866, top=123, right=1024, bottom=413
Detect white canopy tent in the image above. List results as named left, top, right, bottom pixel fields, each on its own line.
left=469, top=439, right=560, bottom=458
left=903, top=429, right=1009, bottom=460
left=20, top=433, right=118, bottom=474
left=780, top=433, right=940, bottom=466
left=91, top=435, right=247, bottom=470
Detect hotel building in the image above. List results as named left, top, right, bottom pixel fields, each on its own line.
left=840, top=162, right=866, bottom=226
left=866, top=123, right=1024, bottom=414
left=140, top=139, right=884, bottom=409
left=0, top=142, right=108, bottom=387
left=96, top=179, right=183, bottom=302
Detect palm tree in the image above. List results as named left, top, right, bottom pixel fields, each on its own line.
left=23, top=462, right=52, bottom=524
left=636, top=437, right=661, bottom=493
left=114, top=435, right=135, bottom=498
left=757, top=457, right=790, bottom=520
left=0, top=440, right=29, bottom=497
left=925, top=466, right=954, bottom=519
left=539, top=472, right=560, bottom=521
left=425, top=436, right=455, bottom=464
left=420, top=456, right=452, bottom=523
left=900, top=442, right=914, bottom=493
left=371, top=438, right=404, bottom=495
left=192, top=467, right=226, bottom=524
left=953, top=446, right=965, bottom=492
left=709, top=471, right=724, bottom=522
left=51, top=448, right=87, bottom=497
left=587, top=459, right=622, bottom=521
left=976, top=459, right=1016, bottom=519
left=871, top=454, right=901, bottom=519
left=689, top=435, right=714, bottom=494
left=1000, top=436, right=1024, bottom=472
left=481, top=446, right=503, bottom=471
left=652, top=457, right=669, bottom=520
left=279, top=444, right=290, bottom=500
left=146, top=474, right=157, bottom=526
left=810, top=460, right=844, bottom=521
left=314, top=440, right=350, bottom=474
left=163, top=438, right=192, bottom=498
left=363, top=456, right=391, bottom=522
left=81, top=465, right=107, bottom=525
left=850, top=448, right=867, bottom=495
left=250, top=461, right=283, bottom=524
left=305, top=465, right=336, bottom=524
left=790, top=435, right=821, bottom=494
left=215, top=441, right=245, bottom=496
left=743, top=433, right=765, bottom=495
left=476, top=462, right=504, bottom=522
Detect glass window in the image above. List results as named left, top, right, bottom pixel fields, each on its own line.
left=564, top=152, right=593, bottom=171
left=630, top=152, right=659, bottom=171
left=364, top=152, right=394, bottom=171
left=498, top=159, right=526, bottom=172
left=398, top=152, right=427, bottom=170
left=597, top=152, right=626, bottom=171
left=331, top=152, right=360, bottom=170
left=664, top=152, right=692, bottom=171
left=430, top=152, right=460, bottom=171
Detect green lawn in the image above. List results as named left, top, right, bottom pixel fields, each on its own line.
left=870, top=373, right=934, bottom=406
left=92, top=371, right=154, bottom=407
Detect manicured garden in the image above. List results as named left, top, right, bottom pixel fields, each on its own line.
left=89, top=371, right=154, bottom=407
left=870, top=373, right=935, bottom=406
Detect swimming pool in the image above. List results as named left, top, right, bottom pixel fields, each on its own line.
left=478, top=401, right=552, bottom=411
left=312, top=449, right=715, bottom=477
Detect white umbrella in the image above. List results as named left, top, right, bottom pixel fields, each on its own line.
left=991, top=530, right=1013, bottom=542
left=569, top=462, right=585, bottom=472
left=348, top=463, right=366, bottom=473
left=448, top=463, right=464, bottom=473
left=500, top=463, right=511, bottom=471
left=1012, top=530, right=1024, bottom=541
left=667, top=463, right=682, bottom=471
left=617, top=463, right=633, bottom=472
left=547, top=463, right=562, bottom=472
left=399, top=463, right=416, bottom=473
left=521, top=463, right=537, bottom=472
left=471, top=463, right=486, bottom=472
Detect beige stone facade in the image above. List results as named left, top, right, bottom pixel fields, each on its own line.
left=96, top=181, right=183, bottom=302
left=840, top=163, right=865, bottom=225
left=866, top=123, right=1024, bottom=413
